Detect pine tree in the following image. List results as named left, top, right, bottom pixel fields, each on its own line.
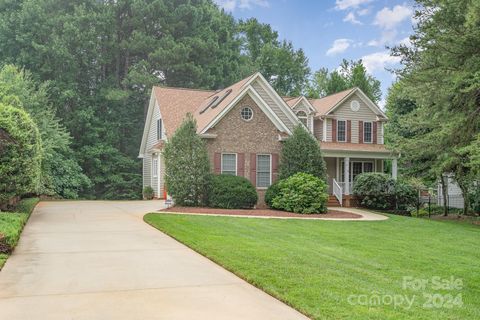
left=163, top=114, right=211, bottom=206
left=279, top=125, right=327, bottom=180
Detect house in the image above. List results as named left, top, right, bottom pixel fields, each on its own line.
left=139, top=72, right=398, bottom=207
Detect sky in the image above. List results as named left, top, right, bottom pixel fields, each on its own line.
left=214, top=0, right=417, bottom=106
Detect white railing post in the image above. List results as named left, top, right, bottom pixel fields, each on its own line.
left=332, top=178, right=343, bottom=206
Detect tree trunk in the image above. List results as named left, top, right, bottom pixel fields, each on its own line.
left=457, top=181, right=470, bottom=216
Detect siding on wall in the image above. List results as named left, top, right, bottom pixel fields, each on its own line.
left=251, top=80, right=296, bottom=132
left=326, top=118, right=332, bottom=141
left=292, top=101, right=313, bottom=132
left=143, top=102, right=162, bottom=196
left=330, top=94, right=379, bottom=144
left=313, top=119, right=323, bottom=140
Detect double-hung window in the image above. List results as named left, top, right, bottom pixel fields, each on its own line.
left=337, top=120, right=346, bottom=142
left=256, top=154, right=271, bottom=188
left=363, top=121, right=372, bottom=143
left=157, top=119, right=162, bottom=140
left=297, top=111, right=308, bottom=128
left=221, top=153, right=237, bottom=175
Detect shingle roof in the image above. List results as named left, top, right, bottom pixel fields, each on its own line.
left=305, top=88, right=356, bottom=115
left=319, top=142, right=393, bottom=153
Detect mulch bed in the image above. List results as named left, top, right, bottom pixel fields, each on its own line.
left=159, top=206, right=361, bottom=219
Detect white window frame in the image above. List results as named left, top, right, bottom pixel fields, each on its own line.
left=256, top=154, right=272, bottom=189
left=157, top=119, right=162, bottom=140
left=221, top=153, right=237, bottom=175
left=337, top=119, right=347, bottom=142
left=363, top=121, right=373, bottom=143
left=296, top=111, right=308, bottom=128
left=340, top=160, right=375, bottom=182
left=152, top=156, right=158, bottom=178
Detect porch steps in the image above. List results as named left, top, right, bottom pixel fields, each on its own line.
left=327, top=195, right=342, bottom=207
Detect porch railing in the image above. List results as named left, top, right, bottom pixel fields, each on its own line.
left=338, top=182, right=354, bottom=195
left=332, top=178, right=343, bottom=206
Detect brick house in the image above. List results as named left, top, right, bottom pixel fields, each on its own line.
left=139, top=72, right=398, bottom=206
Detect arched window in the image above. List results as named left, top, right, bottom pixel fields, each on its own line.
left=296, top=111, right=308, bottom=127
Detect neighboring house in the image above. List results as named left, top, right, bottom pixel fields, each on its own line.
left=139, top=72, right=398, bottom=207
left=437, top=175, right=465, bottom=209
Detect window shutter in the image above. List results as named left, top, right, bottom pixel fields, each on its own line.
left=250, top=153, right=256, bottom=185
left=347, top=120, right=351, bottom=143
left=359, top=121, right=364, bottom=144
left=214, top=153, right=221, bottom=174
left=272, top=153, right=279, bottom=182
left=332, top=119, right=337, bottom=142
left=237, top=153, right=245, bottom=177
left=373, top=122, right=378, bottom=144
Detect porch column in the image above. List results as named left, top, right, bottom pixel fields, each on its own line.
left=344, top=157, right=350, bottom=195
left=392, top=158, right=398, bottom=180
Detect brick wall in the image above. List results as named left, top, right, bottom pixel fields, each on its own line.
left=205, top=93, right=283, bottom=207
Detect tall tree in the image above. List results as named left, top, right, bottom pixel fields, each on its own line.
left=390, top=0, right=480, bottom=214
left=307, top=59, right=381, bottom=103
left=238, top=18, right=310, bottom=96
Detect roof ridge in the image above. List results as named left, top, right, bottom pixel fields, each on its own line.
left=309, top=87, right=356, bottom=101
left=153, top=85, right=215, bottom=93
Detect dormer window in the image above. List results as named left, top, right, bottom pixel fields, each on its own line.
left=297, top=111, right=308, bottom=127
left=157, top=119, right=162, bottom=140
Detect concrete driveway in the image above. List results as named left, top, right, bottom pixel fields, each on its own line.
left=0, top=201, right=308, bottom=320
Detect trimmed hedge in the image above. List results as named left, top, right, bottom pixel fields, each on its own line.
left=265, top=182, right=281, bottom=208
left=143, top=186, right=154, bottom=200
left=270, top=173, right=328, bottom=214
left=209, top=174, right=258, bottom=209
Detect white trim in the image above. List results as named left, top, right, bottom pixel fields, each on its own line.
left=291, top=96, right=316, bottom=114
left=337, top=119, right=347, bottom=142
left=221, top=153, right=237, bottom=176
left=322, top=118, right=327, bottom=142
left=256, top=153, right=272, bottom=189
left=138, top=90, right=156, bottom=158
left=201, top=87, right=291, bottom=134
left=325, top=88, right=388, bottom=119
left=152, top=155, right=158, bottom=178
left=240, top=106, right=254, bottom=122
left=363, top=121, right=373, bottom=144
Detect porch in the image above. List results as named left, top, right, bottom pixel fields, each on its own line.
left=324, top=156, right=398, bottom=207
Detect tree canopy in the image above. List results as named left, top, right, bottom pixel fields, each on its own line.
left=307, top=59, right=381, bottom=103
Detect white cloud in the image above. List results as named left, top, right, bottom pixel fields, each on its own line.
left=335, top=0, right=373, bottom=11
left=215, top=0, right=269, bottom=11
left=343, top=12, right=362, bottom=25
left=326, top=39, right=353, bottom=56
left=361, top=51, right=401, bottom=73
left=398, top=36, right=412, bottom=47
left=367, top=29, right=398, bottom=47
left=374, top=5, right=413, bottom=30
left=357, top=8, right=370, bottom=16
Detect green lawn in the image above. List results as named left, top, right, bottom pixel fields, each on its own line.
left=145, top=213, right=480, bottom=320
left=0, top=198, right=39, bottom=270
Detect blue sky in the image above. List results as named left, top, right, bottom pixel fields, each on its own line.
left=214, top=0, right=416, bottom=106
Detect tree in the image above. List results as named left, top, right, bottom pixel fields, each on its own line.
left=163, top=114, right=211, bottom=206
left=279, top=125, right=327, bottom=180
left=307, top=59, right=381, bottom=103
left=238, top=18, right=310, bottom=96
left=390, top=0, right=480, bottom=214
left=0, top=65, right=89, bottom=198
left=0, top=104, right=42, bottom=208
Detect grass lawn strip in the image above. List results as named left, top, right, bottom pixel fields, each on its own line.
left=144, top=213, right=480, bottom=320
left=0, top=198, right=39, bottom=270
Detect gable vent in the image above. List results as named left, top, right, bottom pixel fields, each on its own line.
left=211, top=89, right=232, bottom=109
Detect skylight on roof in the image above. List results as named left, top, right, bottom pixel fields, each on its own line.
left=211, top=89, right=232, bottom=109
left=200, top=96, right=219, bottom=114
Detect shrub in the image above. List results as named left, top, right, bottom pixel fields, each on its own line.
left=353, top=173, right=395, bottom=209
left=393, top=179, right=418, bottom=210
left=14, top=198, right=40, bottom=215
left=209, top=175, right=257, bottom=209
left=271, top=173, right=328, bottom=214
left=279, top=125, right=327, bottom=180
left=265, top=182, right=281, bottom=208
left=143, top=186, right=154, bottom=200
left=0, top=104, right=42, bottom=208
left=163, top=114, right=211, bottom=206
